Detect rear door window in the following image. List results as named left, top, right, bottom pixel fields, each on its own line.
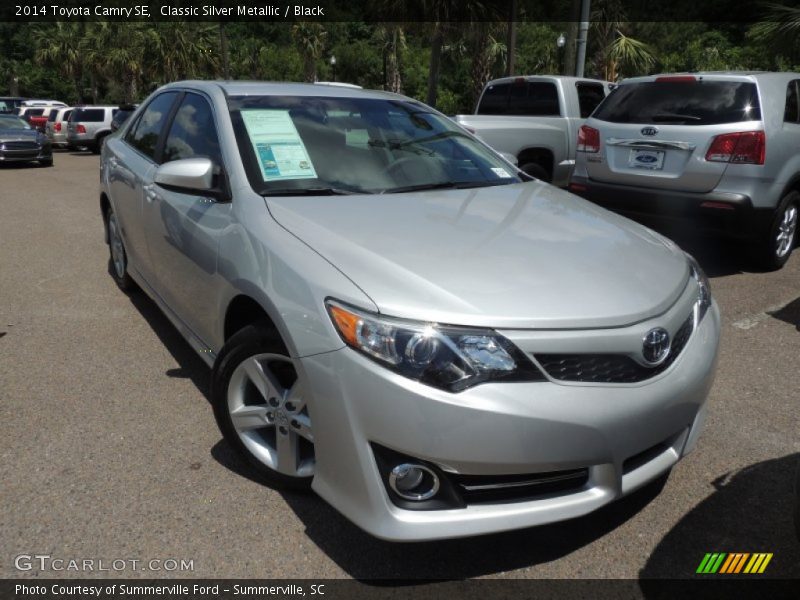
left=576, top=82, right=606, bottom=118
left=125, top=92, right=179, bottom=161
left=593, top=80, right=761, bottom=125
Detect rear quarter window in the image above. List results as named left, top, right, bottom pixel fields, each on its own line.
left=593, top=80, right=761, bottom=125
left=785, top=80, right=800, bottom=123
left=576, top=82, right=606, bottom=118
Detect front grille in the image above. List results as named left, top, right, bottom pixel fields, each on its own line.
left=536, top=313, right=694, bottom=384
left=2, top=141, right=39, bottom=150
left=453, top=468, right=589, bottom=504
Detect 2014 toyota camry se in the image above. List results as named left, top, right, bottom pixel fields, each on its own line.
left=100, top=81, right=720, bottom=541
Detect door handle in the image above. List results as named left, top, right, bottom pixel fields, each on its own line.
left=108, top=156, right=118, bottom=167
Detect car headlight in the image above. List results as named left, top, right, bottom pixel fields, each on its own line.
left=325, top=299, right=545, bottom=392
left=686, top=253, right=712, bottom=324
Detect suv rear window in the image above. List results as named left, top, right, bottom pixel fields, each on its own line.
left=593, top=80, right=761, bottom=125
left=48, top=111, right=59, bottom=122
left=72, top=108, right=106, bottom=122
left=477, top=81, right=560, bottom=116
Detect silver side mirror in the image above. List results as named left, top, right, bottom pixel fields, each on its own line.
left=154, top=158, right=215, bottom=193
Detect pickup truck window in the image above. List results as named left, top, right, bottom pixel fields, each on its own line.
left=576, top=82, right=606, bottom=118
left=477, top=81, right=560, bottom=116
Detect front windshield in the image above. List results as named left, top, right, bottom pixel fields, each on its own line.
left=0, top=117, right=31, bottom=130
left=228, top=95, right=523, bottom=195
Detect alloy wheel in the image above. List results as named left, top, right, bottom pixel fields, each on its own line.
left=226, top=353, right=314, bottom=478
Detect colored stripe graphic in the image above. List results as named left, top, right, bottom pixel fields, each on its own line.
left=697, top=552, right=773, bottom=574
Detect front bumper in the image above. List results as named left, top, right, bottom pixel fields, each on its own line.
left=0, top=145, right=52, bottom=163
left=300, top=301, right=721, bottom=541
left=568, top=175, right=771, bottom=240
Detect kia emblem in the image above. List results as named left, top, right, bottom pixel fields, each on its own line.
left=641, top=126, right=658, bottom=136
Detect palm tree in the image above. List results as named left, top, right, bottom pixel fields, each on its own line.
left=591, top=0, right=656, bottom=80
left=292, top=23, right=327, bottom=82
left=468, top=22, right=507, bottom=110
left=146, top=23, right=218, bottom=84
left=603, top=31, right=656, bottom=81
left=32, top=23, right=83, bottom=102
left=375, top=24, right=406, bottom=93
left=82, top=23, right=147, bottom=102
left=749, top=3, right=800, bottom=64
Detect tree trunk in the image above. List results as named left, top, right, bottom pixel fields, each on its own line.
left=219, top=22, right=230, bottom=79
left=426, top=23, right=443, bottom=107
left=386, top=27, right=402, bottom=94
left=505, top=0, right=517, bottom=76
left=563, top=0, right=581, bottom=76
left=469, top=22, right=493, bottom=111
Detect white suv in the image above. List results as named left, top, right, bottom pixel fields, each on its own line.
left=570, top=72, right=800, bottom=269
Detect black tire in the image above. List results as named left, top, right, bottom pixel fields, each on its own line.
left=105, top=206, right=136, bottom=291
left=92, top=133, right=108, bottom=155
left=758, top=191, right=798, bottom=271
left=519, top=162, right=551, bottom=183
left=39, top=158, right=53, bottom=167
left=794, top=459, right=800, bottom=542
left=211, top=323, right=313, bottom=490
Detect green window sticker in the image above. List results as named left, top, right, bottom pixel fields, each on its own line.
left=241, top=110, right=318, bottom=181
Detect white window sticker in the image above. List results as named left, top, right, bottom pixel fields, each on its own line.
left=491, top=167, right=511, bottom=178
left=241, top=110, right=317, bottom=181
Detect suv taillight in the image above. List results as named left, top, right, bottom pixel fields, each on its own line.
left=55, top=122, right=61, bottom=132
left=577, top=125, right=600, bottom=153
left=705, top=131, right=765, bottom=165
left=76, top=124, right=86, bottom=134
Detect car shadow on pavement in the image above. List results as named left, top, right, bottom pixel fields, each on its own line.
left=769, top=297, right=800, bottom=331
left=125, top=285, right=212, bottom=400
left=211, top=432, right=671, bottom=580
left=639, top=452, right=800, bottom=584
left=619, top=216, right=756, bottom=278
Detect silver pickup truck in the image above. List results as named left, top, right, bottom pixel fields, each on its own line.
left=455, top=75, right=611, bottom=186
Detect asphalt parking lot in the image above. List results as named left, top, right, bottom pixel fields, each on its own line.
left=1, top=151, right=799, bottom=581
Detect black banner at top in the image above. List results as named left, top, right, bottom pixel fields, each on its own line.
left=1, top=0, right=798, bottom=23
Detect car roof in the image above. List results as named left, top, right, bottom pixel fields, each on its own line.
left=618, top=71, right=800, bottom=85
left=485, top=75, right=611, bottom=86
left=159, top=80, right=411, bottom=102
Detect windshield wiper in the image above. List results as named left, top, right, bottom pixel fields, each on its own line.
left=260, top=186, right=366, bottom=196
left=382, top=180, right=508, bottom=194
left=651, top=113, right=702, bottom=122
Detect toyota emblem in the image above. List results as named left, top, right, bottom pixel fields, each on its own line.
left=642, top=328, right=671, bottom=365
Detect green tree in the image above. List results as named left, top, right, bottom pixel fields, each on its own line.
left=32, top=22, right=83, bottom=102
left=292, top=23, right=328, bottom=82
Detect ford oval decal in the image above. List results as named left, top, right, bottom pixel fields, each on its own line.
left=636, top=154, right=658, bottom=164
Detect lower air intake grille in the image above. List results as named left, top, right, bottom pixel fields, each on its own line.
left=454, top=468, right=589, bottom=504
left=536, top=313, right=694, bottom=384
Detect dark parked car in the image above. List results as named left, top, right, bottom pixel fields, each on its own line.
left=0, top=96, right=26, bottom=114
left=110, top=104, right=138, bottom=132
left=0, top=114, right=53, bottom=166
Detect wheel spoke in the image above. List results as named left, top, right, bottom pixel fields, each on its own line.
left=242, top=357, right=283, bottom=403
left=289, top=413, right=313, bottom=442
left=284, top=378, right=306, bottom=413
left=275, top=428, right=300, bottom=475
left=230, top=405, right=269, bottom=432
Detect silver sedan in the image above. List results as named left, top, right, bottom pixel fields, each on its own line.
left=99, top=81, right=720, bottom=541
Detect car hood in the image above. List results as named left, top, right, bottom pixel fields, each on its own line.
left=266, top=182, right=690, bottom=329
left=0, top=129, right=40, bottom=142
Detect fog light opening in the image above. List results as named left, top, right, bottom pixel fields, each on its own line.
left=389, top=463, right=440, bottom=501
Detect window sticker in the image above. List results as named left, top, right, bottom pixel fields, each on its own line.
left=491, top=167, right=511, bottom=178
left=241, top=110, right=318, bottom=181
